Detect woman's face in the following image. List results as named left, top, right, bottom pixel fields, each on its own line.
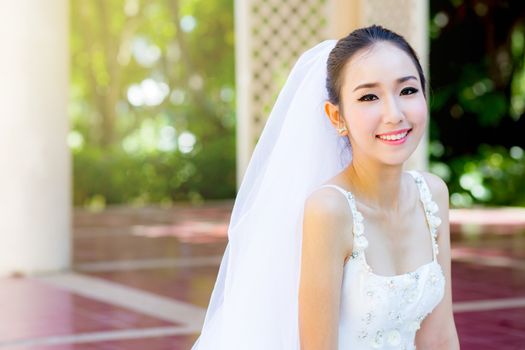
left=338, top=41, right=428, bottom=166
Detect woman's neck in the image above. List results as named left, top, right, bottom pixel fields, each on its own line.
left=343, top=158, right=405, bottom=212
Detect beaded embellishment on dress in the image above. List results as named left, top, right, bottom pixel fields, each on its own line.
left=319, top=170, right=446, bottom=350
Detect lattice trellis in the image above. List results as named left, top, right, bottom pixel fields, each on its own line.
left=247, top=0, right=329, bottom=146
left=361, top=0, right=419, bottom=40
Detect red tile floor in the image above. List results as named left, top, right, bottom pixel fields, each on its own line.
left=0, top=201, right=524, bottom=349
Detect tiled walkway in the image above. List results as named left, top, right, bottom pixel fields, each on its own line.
left=0, top=201, right=524, bottom=349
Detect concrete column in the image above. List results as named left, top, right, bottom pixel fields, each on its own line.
left=234, top=0, right=252, bottom=188
left=0, top=0, right=71, bottom=276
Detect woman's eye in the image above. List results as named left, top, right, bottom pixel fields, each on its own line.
left=401, top=87, right=418, bottom=95
left=358, top=94, right=378, bottom=102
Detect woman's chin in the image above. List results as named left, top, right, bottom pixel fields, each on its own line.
left=375, top=150, right=417, bottom=167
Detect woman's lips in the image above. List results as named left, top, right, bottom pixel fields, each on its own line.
left=376, top=129, right=411, bottom=145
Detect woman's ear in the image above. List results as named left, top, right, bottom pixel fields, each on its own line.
left=324, top=101, right=348, bottom=136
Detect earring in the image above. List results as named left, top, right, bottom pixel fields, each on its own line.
left=337, top=121, right=347, bottom=134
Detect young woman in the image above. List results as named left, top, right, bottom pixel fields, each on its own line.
left=299, top=26, right=459, bottom=349
left=192, top=25, right=459, bottom=350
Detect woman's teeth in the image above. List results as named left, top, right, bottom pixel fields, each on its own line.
left=377, top=131, right=409, bottom=141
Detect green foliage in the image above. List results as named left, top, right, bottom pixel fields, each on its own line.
left=430, top=63, right=508, bottom=127
left=73, top=134, right=236, bottom=207
left=429, top=1, right=525, bottom=207
left=430, top=145, right=525, bottom=207
left=511, top=24, right=525, bottom=119
left=455, top=65, right=507, bottom=127
left=70, top=0, right=236, bottom=207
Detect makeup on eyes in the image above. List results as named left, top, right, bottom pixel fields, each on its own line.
left=357, top=86, right=419, bottom=102
left=352, top=75, right=418, bottom=92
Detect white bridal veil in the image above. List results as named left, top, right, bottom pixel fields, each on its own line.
left=191, top=39, right=352, bottom=350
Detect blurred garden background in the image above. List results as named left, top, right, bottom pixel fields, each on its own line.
left=428, top=0, right=525, bottom=208
left=70, top=0, right=236, bottom=209
left=70, top=0, right=525, bottom=210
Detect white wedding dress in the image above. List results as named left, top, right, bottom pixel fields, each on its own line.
left=319, top=170, right=445, bottom=350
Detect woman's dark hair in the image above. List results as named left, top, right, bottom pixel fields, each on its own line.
left=326, top=25, right=427, bottom=106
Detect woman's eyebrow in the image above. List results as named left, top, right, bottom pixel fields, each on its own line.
left=352, top=75, right=418, bottom=92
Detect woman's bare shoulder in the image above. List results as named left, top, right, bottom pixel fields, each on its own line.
left=302, top=185, right=354, bottom=258
left=304, top=185, right=354, bottom=223
left=418, top=171, right=449, bottom=203
left=299, top=186, right=353, bottom=350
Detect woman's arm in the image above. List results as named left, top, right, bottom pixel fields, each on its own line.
left=298, top=189, right=353, bottom=350
left=416, top=172, right=460, bottom=349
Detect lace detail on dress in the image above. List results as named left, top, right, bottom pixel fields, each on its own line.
left=407, top=170, right=442, bottom=256
left=345, top=190, right=369, bottom=260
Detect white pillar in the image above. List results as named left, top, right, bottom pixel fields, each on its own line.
left=234, top=0, right=252, bottom=188
left=0, top=0, right=71, bottom=276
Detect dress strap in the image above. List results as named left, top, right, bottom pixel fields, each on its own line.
left=318, top=184, right=350, bottom=199
left=405, top=170, right=442, bottom=258
left=317, top=184, right=369, bottom=259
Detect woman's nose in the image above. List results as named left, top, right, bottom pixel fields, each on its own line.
left=382, top=95, right=405, bottom=124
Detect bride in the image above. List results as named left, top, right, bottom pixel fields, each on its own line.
left=191, top=25, right=460, bottom=350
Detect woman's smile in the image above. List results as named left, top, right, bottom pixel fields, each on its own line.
left=375, top=128, right=412, bottom=145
